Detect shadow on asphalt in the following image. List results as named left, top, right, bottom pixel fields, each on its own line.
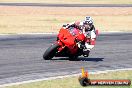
left=79, top=57, right=104, bottom=62
left=52, top=57, right=104, bottom=62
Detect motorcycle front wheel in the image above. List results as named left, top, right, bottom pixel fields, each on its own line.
left=43, top=43, right=59, bottom=60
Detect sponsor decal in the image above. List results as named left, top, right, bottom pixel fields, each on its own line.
left=78, top=67, right=131, bottom=86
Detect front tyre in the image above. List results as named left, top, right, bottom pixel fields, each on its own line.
left=43, top=43, right=59, bottom=60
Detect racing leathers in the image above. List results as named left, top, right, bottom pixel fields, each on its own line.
left=62, top=21, right=97, bottom=57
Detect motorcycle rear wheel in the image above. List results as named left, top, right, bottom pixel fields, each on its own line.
left=43, top=43, right=59, bottom=60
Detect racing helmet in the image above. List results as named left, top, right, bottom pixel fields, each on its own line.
left=83, top=16, right=93, bottom=31
left=85, top=16, right=93, bottom=24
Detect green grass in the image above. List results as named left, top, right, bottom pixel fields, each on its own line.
left=0, top=15, right=132, bottom=34
left=0, top=0, right=132, bottom=4
left=5, top=70, right=132, bottom=88
left=0, top=7, right=132, bottom=34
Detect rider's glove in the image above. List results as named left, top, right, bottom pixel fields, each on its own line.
left=62, top=24, right=70, bottom=29
left=62, top=24, right=67, bottom=27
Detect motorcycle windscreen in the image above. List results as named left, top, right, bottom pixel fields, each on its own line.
left=58, top=28, right=79, bottom=54
left=58, top=28, right=75, bottom=46
left=69, top=27, right=85, bottom=42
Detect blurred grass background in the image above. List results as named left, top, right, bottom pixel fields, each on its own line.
left=0, top=7, right=132, bottom=34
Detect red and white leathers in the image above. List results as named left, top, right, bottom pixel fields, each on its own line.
left=63, top=21, right=97, bottom=51
left=83, top=27, right=96, bottom=51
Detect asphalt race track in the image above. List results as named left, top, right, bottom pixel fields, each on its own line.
left=0, top=33, right=132, bottom=85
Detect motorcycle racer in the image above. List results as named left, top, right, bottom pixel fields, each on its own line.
left=62, top=16, right=97, bottom=57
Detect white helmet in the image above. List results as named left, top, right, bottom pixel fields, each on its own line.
left=84, top=16, right=93, bottom=24
left=83, top=16, right=93, bottom=31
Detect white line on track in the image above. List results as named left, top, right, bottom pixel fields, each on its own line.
left=0, top=68, right=132, bottom=87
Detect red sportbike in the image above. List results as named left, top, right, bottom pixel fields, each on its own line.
left=43, top=27, right=98, bottom=60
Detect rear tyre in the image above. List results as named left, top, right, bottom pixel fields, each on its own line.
left=43, top=43, right=59, bottom=60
